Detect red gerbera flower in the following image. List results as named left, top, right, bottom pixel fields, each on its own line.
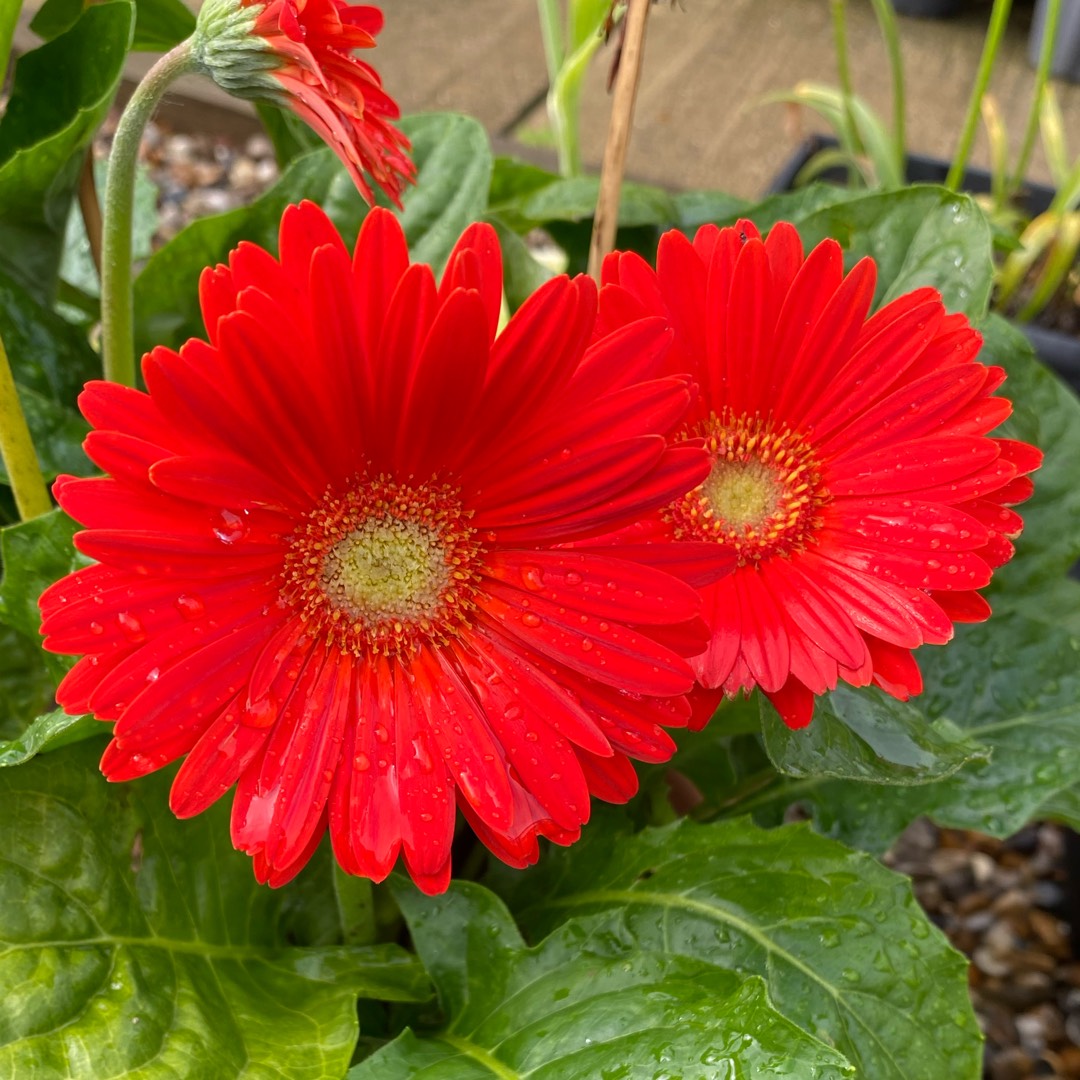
left=596, top=220, right=1043, bottom=731
left=194, top=0, right=412, bottom=205
left=39, top=203, right=713, bottom=894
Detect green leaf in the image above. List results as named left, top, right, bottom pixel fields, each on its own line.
left=28, top=0, right=84, bottom=42
left=0, top=706, right=98, bottom=766
left=348, top=880, right=853, bottom=1079
left=0, top=510, right=81, bottom=645
left=324, top=112, right=494, bottom=273
left=131, top=0, right=196, bottom=51
left=0, top=627, right=58, bottom=742
left=750, top=611, right=1080, bottom=851
left=519, top=176, right=678, bottom=228
left=0, top=740, right=431, bottom=1077
left=490, top=818, right=982, bottom=1080
left=790, top=188, right=993, bottom=319
left=761, top=683, right=987, bottom=784
left=0, top=0, right=134, bottom=300
left=672, top=188, right=751, bottom=231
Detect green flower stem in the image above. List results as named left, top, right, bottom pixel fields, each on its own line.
left=536, top=0, right=564, bottom=85
left=101, top=41, right=197, bottom=387
left=945, top=0, right=1013, bottom=191
left=830, top=0, right=861, bottom=160
left=1010, top=0, right=1062, bottom=195
left=0, top=330, right=51, bottom=520
left=866, top=0, right=906, bottom=184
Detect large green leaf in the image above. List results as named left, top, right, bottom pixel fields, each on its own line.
left=0, top=0, right=133, bottom=300
left=746, top=611, right=1080, bottom=852
left=725, top=185, right=993, bottom=320
left=0, top=628, right=57, bottom=742
left=324, top=112, right=494, bottom=272
left=0, top=741, right=431, bottom=1077
left=0, top=510, right=81, bottom=644
left=490, top=817, right=982, bottom=1080
left=761, top=683, right=986, bottom=784
left=131, top=0, right=196, bottom=50
left=349, top=880, right=852, bottom=1079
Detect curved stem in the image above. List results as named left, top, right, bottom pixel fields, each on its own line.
left=0, top=330, right=51, bottom=520
left=588, top=0, right=651, bottom=280
left=101, top=41, right=197, bottom=387
left=1010, top=0, right=1062, bottom=195
left=867, top=0, right=906, bottom=184
left=945, top=0, right=1013, bottom=191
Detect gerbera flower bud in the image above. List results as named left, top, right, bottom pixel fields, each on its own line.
left=190, top=0, right=413, bottom=205
left=40, top=203, right=716, bottom=894
left=596, top=220, right=1043, bottom=731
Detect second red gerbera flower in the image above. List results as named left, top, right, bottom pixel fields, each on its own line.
left=40, top=203, right=715, bottom=894
left=597, top=220, right=1042, bottom=730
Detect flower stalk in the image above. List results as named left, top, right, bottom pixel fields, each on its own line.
left=101, top=40, right=197, bottom=387
left=0, top=330, right=51, bottom=521
left=588, top=0, right=652, bottom=280
left=945, top=0, right=1013, bottom=191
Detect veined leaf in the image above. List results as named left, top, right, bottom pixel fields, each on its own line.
left=490, top=817, right=982, bottom=1080
left=348, top=880, right=853, bottom=1079
left=0, top=741, right=431, bottom=1077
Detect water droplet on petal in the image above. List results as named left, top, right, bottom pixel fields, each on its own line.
left=118, top=612, right=146, bottom=643
left=175, top=593, right=206, bottom=619
left=564, top=571, right=583, bottom=586
left=213, top=508, right=249, bottom=544
left=521, top=612, right=541, bottom=627
left=520, top=565, right=545, bottom=591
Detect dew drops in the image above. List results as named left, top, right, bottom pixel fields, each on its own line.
left=520, top=565, right=545, bottom=591
left=354, top=753, right=371, bottom=771
left=117, top=612, right=146, bottom=643
left=146, top=667, right=160, bottom=683
left=375, top=724, right=390, bottom=744
left=175, top=593, right=205, bottom=619
left=521, top=612, right=541, bottom=627
left=213, top=508, right=249, bottom=544
left=581, top=639, right=594, bottom=652
left=419, top=812, right=433, bottom=823
left=503, top=704, right=523, bottom=721
left=926, top=558, right=942, bottom=571
left=564, top=571, right=583, bottom=586
left=89, top=620, right=104, bottom=636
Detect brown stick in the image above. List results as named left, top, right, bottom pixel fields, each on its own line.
left=588, top=0, right=652, bottom=283
left=78, top=148, right=104, bottom=281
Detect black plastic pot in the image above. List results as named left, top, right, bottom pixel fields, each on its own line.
left=766, top=135, right=1080, bottom=394
left=890, top=0, right=966, bottom=17
left=1030, top=0, right=1080, bottom=84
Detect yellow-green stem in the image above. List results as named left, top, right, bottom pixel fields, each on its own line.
left=101, top=41, right=197, bottom=387
left=945, top=0, right=1013, bottom=191
left=0, top=330, right=51, bottom=520
left=1010, top=0, right=1062, bottom=195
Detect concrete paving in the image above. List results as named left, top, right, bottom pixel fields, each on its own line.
left=11, top=0, right=1080, bottom=199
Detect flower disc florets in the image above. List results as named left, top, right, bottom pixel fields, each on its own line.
left=668, top=410, right=827, bottom=566
left=282, top=476, right=481, bottom=659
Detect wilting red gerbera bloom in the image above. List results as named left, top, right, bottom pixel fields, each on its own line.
left=193, top=0, right=412, bottom=205
left=40, top=203, right=717, bottom=894
left=596, top=220, right=1043, bottom=731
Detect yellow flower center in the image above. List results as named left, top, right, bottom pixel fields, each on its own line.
left=282, top=476, right=481, bottom=658
left=668, top=410, right=828, bottom=565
